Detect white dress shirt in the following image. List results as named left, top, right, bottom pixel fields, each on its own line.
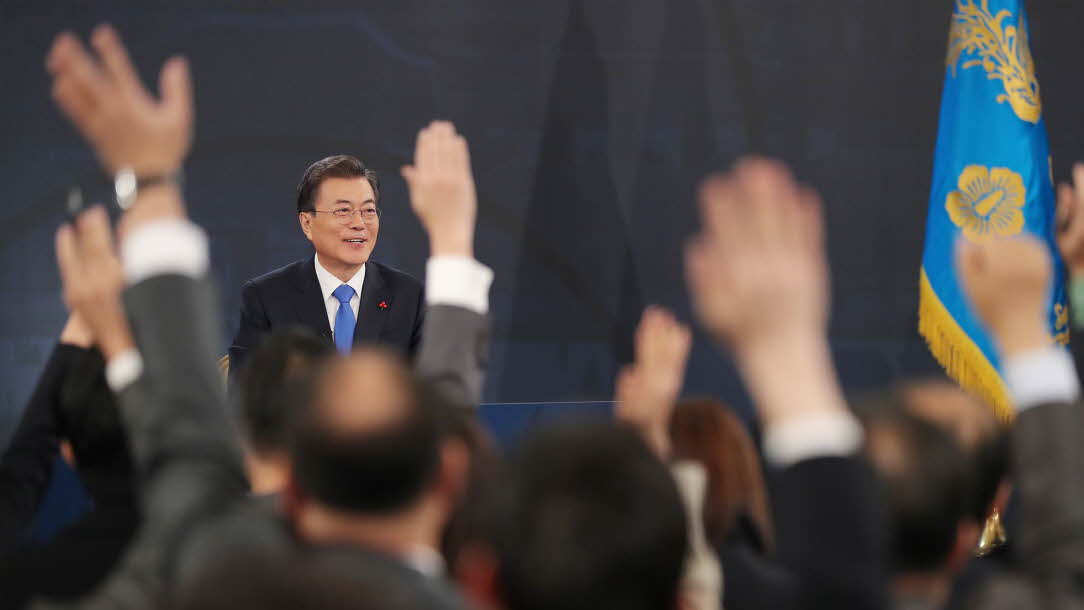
left=313, top=254, right=365, bottom=341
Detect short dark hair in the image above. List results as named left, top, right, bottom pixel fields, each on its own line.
left=236, top=327, right=335, bottom=454
left=859, top=397, right=972, bottom=572
left=296, top=155, right=380, bottom=214
left=483, top=421, right=688, bottom=610
left=290, top=353, right=446, bottom=514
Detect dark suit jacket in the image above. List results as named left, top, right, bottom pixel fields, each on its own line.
left=228, top=257, right=424, bottom=381
left=33, top=270, right=486, bottom=610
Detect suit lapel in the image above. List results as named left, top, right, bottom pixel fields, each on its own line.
left=354, top=261, right=389, bottom=345
left=291, top=256, right=334, bottom=342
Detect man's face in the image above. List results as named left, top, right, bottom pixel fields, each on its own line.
left=299, top=176, right=379, bottom=277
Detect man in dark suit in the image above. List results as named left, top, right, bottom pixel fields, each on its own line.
left=228, top=152, right=424, bottom=381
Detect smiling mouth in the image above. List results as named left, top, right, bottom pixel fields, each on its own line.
left=343, top=238, right=368, bottom=244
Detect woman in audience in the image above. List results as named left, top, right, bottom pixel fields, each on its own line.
left=669, top=399, right=797, bottom=610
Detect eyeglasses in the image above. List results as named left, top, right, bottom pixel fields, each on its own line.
left=309, top=206, right=381, bottom=223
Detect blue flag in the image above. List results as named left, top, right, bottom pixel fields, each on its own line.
left=920, top=0, right=1068, bottom=418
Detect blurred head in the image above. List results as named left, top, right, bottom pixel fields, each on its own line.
left=237, top=327, right=334, bottom=455
left=856, top=384, right=979, bottom=575
left=296, top=155, right=381, bottom=278
left=236, top=327, right=335, bottom=494
left=457, top=421, right=688, bottom=610
left=440, top=413, right=499, bottom=567
left=897, top=381, right=1007, bottom=525
left=56, top=348, right=134, bottom=502
left=289, top=350, right=444, bottom=516
left=285, top=348, right=474, bottom=561
left=669, top=398, right=774, bottom=551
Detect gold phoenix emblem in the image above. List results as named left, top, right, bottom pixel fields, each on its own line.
left=946, top=165, right=1026, bottom=242
left=947, top=0, right=1041, bottom=124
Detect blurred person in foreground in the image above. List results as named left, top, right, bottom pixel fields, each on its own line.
left=37, top=24, right=490, bottom=610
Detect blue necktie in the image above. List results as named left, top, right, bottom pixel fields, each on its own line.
left=332, top=284, right=356, bottom=355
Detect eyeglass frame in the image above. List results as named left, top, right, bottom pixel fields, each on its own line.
left=305, top=204, right=382, bottom=223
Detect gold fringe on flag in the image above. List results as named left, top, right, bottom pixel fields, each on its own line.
left=918, top=268, right=1015, bottom=421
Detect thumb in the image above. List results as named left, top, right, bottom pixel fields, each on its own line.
left=159, top=56, right=193, bottom=125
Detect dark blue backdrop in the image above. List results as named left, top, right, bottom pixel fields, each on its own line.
left=3, top=1, right=1084, bottom=442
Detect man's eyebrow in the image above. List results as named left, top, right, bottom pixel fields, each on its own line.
left=334, top=198, right=376, bottom=205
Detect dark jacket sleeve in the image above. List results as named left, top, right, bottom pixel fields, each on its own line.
left=970, top=401, right=1084, bottom=609
left=228, top=279, right=270, bottom=386
left=0, top=344, right=89, bottom=554
left=768, top=455, right=889, bottom=610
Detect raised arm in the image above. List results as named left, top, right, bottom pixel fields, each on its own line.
left=37, top=24, right=245, bottom=610
left=0, top=316, right=94, bottom=554
left=684, top=158, right=887, bottom=610
left=958, top=235, right=1084, bottom=608
left=402, top=121, right=493, bottom=408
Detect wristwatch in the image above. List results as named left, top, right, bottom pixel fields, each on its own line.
left=114, top=166, right=183, bottom=210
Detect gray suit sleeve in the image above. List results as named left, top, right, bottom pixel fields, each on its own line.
left=413, top=304, right=489, bottom=409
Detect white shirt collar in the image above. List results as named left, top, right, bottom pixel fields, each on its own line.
left=314, top=254, right=366, bottom=302
left=402, top=545, right=446, bottom=578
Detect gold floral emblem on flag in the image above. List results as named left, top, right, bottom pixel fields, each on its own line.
left=947, top=0, right=1041, bottom=124
left=946, top=165, right=1026, bottom=242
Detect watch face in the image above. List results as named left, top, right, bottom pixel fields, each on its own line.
left=114, top=167, right=137, bottom=210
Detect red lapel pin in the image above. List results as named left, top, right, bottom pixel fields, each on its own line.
left=378, top=300, right=388, bottom=310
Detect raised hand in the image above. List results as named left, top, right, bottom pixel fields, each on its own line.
left=958, top=236, right=1052, bottom=358
left=685, top=157, right=843, bottom=426
left=55, top=206, right=134, bottom=360
left=685, top=158, right=828, bottom=356
left=1056, top=163, right=1084, bottom=278
left=401, top=121, right=477, bottom=257
left=46, top=24, right=193, bottom=177
left=615, top=306, right=692, bottom=457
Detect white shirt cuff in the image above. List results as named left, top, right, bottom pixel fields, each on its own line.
left=106, top=349, right=144, bottom=392
left=121, top=219, right=209, bottom=284
left=763, top=411, right=864, bottom=468
left=425, top=257, right=493, bottom=315
left=1004, top=347, right=1080, bottom=411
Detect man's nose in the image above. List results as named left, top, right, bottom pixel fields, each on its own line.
left=347, top=213, right=367, bottom=230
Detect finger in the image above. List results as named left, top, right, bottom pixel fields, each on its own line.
left=735, top=157, right=799, bottom=248
left=46, top=31, right=80, bottom=74
left=798, top=186, right=826, bottom=258
left=1057, top=183, right=1074, bottom=233
left=1074, top=162, right=1084, bottom=202
left=55, top=223, right=82, bottom=288
left=76, top=205, right=116, bottom=261
left=698, top=173, right=740, bottom=248
left=400, top=165, right=417, bottom=187
left=49, top=32, right=110, bottom=109
left=91, top=24, right=146, bottom=98
left=955, top=238, right=984, bottom=290
left=453, top=135, right=471, bottom=175
left=614, top=365, right=640, bottom=404
left=52, top=74, right=99, bottom=132
left=415, top=125, right=436, bottom=175
left=159, top=56, right=193, bottom=126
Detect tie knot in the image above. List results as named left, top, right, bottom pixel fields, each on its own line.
left=332, top=284, right=355, bottom=304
